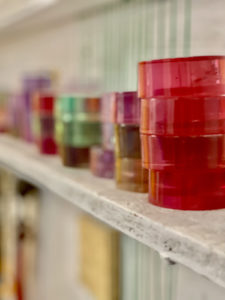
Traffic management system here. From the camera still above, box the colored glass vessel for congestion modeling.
[90,146,115,178]
[114,91,148,193]
[90,93,117,179]
[60,95,101,167]
[22,75,52,142]
[101,92,118,151]
[61,146,90,167]
[138,55,225,210]
[33,92,57,155]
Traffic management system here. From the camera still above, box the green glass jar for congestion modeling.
[63,120,101,147]
[60,95,101,167]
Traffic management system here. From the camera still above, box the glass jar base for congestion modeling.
[116,158,148,193]
[149,168,225,210]
[39,137,57,155]
[61,145,89,167]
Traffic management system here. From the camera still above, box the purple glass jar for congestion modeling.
[21,75,52,142]
[90,146,115,178]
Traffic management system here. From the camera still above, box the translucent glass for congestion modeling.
[61,145,90,167]
[39,115,57,155]
[90,146,114,178]
[63,121,101,148]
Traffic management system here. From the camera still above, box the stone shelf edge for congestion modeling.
[0,135,225,288]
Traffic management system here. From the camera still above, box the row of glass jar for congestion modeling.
[29,89,148,193]
[10,55,225,211]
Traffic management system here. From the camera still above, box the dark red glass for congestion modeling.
[37,93,57,154]
[141,96,225,136]
[141,134,225,170]
[39,94,55,113]
[39,116,57,154]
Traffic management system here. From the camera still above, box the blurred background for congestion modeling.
[0,0,224,93]
[0,1,225,300]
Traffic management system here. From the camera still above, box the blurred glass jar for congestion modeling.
[114,91,148,193]
[0,91,9,133]
[32,92,57,155]
[54,96,64,155]
[101,92,118,150]
[90,146,115,178]
[90,93,117,179]
[22,75,52,142]
[60,95,101,167]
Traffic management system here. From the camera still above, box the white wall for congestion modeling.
[0,0,224,92]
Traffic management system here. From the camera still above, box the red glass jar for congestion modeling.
[138,56,225,210]
[38,93,57,154]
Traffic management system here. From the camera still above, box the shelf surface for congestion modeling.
[1,135,225,288]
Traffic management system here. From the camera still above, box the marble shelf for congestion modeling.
[0,135,225,288]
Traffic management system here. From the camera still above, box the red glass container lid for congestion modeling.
[138,56,225,98]
[116,91,140,125]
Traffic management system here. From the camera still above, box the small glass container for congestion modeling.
[101,92,118,150]
[37,93,57,154]
[115,91,148,193]
[90,146,115,178]
[138,56,225,209]
[61,95,101,167]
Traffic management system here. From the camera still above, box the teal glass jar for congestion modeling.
[60,95,101,167]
